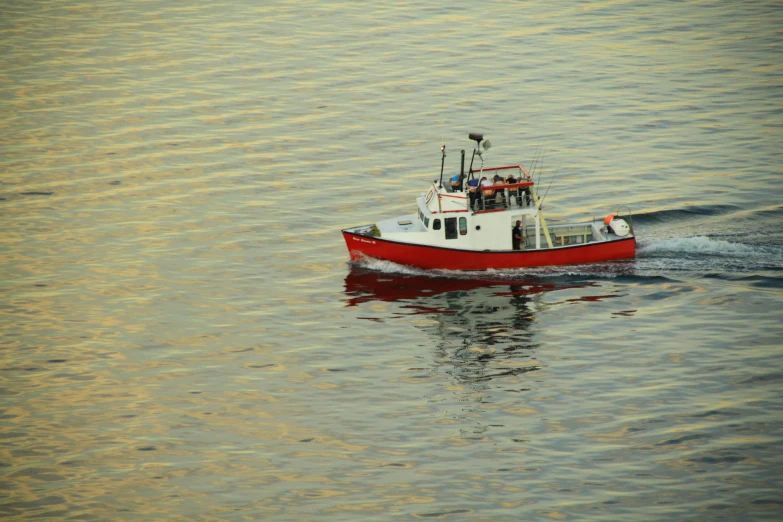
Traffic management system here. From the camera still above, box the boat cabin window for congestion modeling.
[459,217,468,236]
[445,217,458,240]
[432,219,441,231]
[418,208,431,229]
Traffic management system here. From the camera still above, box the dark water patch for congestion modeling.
[633,205,743,225]
[752,499,783,506]
[1,496,65,511]
[687,452,747,465]
[137,446,157,451]
[13,448,49,457]
[109,180,121,185]
[1,366,37,373]
[612,274,677,285]
[0,432,26,440]
[9,468,65,481]
[20,191,54,196]
[416,508,472,518]
[754,205,783,219]
[299,438,314,443]
[54,372,94,381]
[728,422,775,437]
[688,409,738,420]
[707,274,783,289]
[705,502,735,511]
[494,365,540,377]
[656,433,709,446]
[247,364,276,369]
[47,359,67,363]
[458,366,541,384]
[738,372,783,385]
[640,287,696,300]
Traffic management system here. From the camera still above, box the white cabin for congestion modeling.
[376,165,559,251]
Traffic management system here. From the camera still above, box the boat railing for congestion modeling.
[435,165,536,213]
[522,223,595,248]
[469,164,532,181]
[466,164,535,212]
[473,180,534,212]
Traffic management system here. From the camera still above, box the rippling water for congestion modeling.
[2,1,782,520]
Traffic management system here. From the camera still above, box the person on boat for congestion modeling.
[512,220,525,250]
[493,174,507,207]
[466,177,480,209]
[521,183,532,207]
[506,172,522,207]
[450,172,466,191]
[480,177,494,209]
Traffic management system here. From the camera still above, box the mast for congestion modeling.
[467,132,483,175]
[438,144,446,188]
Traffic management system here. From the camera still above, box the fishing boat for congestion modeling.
[342,133,636,271]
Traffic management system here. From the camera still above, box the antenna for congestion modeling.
[540,159,563,205]
[438,144,446,188]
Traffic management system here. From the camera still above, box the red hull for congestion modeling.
[342,230,636,270]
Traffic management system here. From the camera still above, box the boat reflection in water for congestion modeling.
[343,266,606,396]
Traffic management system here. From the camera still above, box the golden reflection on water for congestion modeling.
[3,0,783,519]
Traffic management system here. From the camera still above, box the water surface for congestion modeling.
[2,1,782,520]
